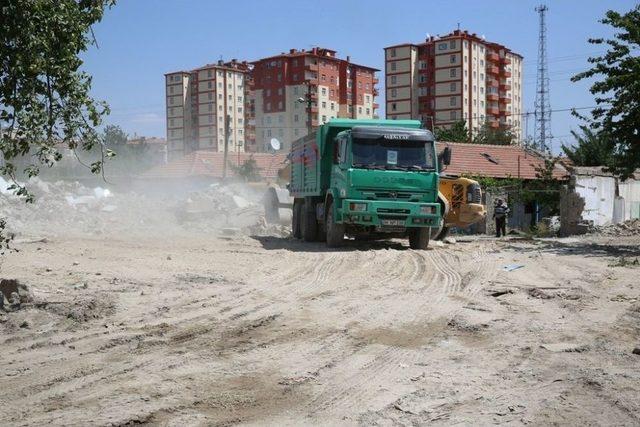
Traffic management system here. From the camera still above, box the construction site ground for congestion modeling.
[2,225,640,426]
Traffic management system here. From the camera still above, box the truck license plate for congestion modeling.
[381,219,404,226]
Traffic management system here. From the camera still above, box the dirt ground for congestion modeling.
[1,221,640,425]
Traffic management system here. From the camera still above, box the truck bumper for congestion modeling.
[339,199,441,229]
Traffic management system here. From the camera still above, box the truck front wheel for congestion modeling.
[409,227,431,250]
[325,202,345,247]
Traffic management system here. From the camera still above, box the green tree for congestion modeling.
[434,120,469,142]
[571,5,640,179]
[232,156,262,182]
[103,124,128,147]
[561,126,613,167]
[472,123,515,145]
[0,0,116,199]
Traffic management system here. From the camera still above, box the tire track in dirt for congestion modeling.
[303,243,496,416]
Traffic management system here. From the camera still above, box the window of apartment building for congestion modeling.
[365,95,370,103]
[473,71,477,79]
[480,100,485,107]
[238,83,243,90]
[237,118,243,125]
[464,69,468,78]
[419,75,426,83]
[464,97,468,105]
[480,46,484,53]
[330,102,335,111]
[228,83,232,89]
[419,87,427,96]
[450,55,456,64]
[391,75,397,84]
[480,73,484,80]
[218,105,222,111]
[209,115,214,123]
[169,86,174,94]
[321,74,326,81]
[358,82,362,89]
[473,44,476,51]
[237,96,242,102]
[430,99,435,108]
[450,68,457,78]
[450,110,457,120]
[208,81,213,89]
[321,101,327,108]
[277,73,282,82]
[347,80,353,88]
[366,108,370,115]
[464,55,468,63]
[277,101,282,109]
[438,42,447,50]
[278,128,283,136]
[228,106,232,112]
[292,73,298,81]
[208,104,213,112]
[358,107,362,114]
[480,87,484,94]
[169,97,174,105]
[450,96,456,106]
[321,87,327,96]
[169,118,174,127]
[228,94,232,100]
[294,114,299,122]
[277,87,283,95]
[330,89,335,97]
[391,103,397,111]
[238,129,243,135]
[218,93,222,100]
[449,40,456,49]
[218,82,222,88]
[208,93,213,100]
[450,82,456,91]
[266,102,271,111]
[278,115,283,123]
[464,41,468,48]
[473,84,477,92]
[390,48,396,57]
[391,88,397,97]
[294,128,299,136]
[348,105,353,113]
[330,76,335,84]
[267,129,272,137]
[390,62,396,71]
[219,116,223,122]
[265,89,271,96]
[419,61,427,69]
[293,87,298,95]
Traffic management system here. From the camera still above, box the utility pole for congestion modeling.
[305,80,313,135]
[222,114,231,180]
[534,4,552,153]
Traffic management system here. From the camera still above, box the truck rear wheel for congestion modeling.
[292,199,302,239]
[325,201,345,247]
[302,198,318,242]
[409,227,431,250]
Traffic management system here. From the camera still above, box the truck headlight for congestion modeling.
[349,202,367,212]
[420,205,436,215]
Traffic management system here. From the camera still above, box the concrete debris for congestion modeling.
[0,279,32,310]
[594,219,640,236]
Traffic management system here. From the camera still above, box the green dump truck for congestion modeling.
[289,119,449,249]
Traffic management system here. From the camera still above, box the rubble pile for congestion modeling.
[594,219,640,236]
[0,177,174,237]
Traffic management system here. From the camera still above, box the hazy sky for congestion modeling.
[82,0,638,152]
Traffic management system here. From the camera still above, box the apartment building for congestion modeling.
[165,60,253,160]
[251,47,379,152]
[384,30,523,141]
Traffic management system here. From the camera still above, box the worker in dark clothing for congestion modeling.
[493,198,510,237]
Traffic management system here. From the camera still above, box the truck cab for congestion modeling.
[290,119,442,249]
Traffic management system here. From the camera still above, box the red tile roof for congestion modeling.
[140,151,288,180]
[437,142,568,180]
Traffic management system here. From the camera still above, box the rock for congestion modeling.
[443,236,457,244]
[19,320,29,328]
[72,261,79,266]
[633,347,640,355]
[166,255,172,261]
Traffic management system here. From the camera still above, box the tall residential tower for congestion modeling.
[384,30,523,141]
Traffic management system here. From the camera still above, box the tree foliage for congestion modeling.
[434,121,469,143]
[232,156,262,182]
[561,126,613,167]
[571,5,640,179]
[0,0,116,200]
[472,123,515,145]
[103,124,128,147]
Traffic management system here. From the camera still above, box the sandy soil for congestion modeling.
[1,227,640,426]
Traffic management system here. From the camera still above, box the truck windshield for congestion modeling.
[351,137,436,171]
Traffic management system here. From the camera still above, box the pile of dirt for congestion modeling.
[594,219,640,236]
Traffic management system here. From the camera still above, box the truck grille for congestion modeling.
[377,208,410,214]
[374,191,412,200]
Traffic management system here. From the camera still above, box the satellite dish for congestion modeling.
[270,138,281,151]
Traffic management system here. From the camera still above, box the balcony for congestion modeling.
[499,83,511,91]
[486,78,499,87]
[487,65,499,75]
[373,77,379,85]
[487,52,499,62]
[487,107,500,116]
[501,57,511,65]
[487,93,499,102]
[499,96,511,104]
[488,119,500,129]
[373,102,380,109]
[373,88,379,96]
[308,105,318,113]
[304,63,318,72]
[500,110,512,116]
[502,70,512,78]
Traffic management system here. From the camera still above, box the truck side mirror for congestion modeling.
[442,146,452,166]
